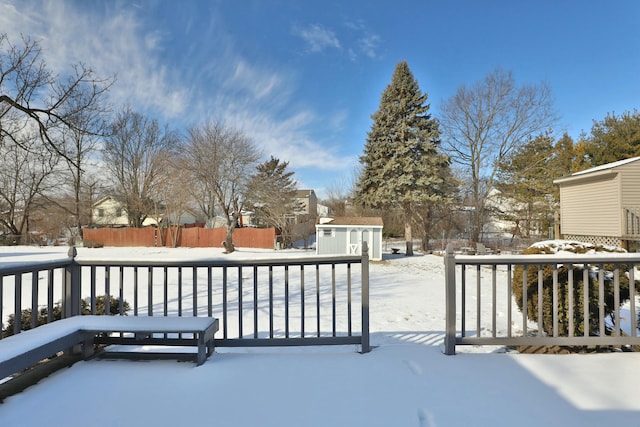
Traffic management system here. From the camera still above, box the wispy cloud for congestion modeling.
[359,34,381,59]
[293,23,341,53]
[0,1,189,118]
[228,60,285,100]
[1,1,355,178]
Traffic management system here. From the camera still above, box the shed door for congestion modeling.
[348,229,359,255]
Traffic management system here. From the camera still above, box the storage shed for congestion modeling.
[554,156,640,251]
[315,217,384,261]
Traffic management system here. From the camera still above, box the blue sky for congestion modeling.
[2,1,640,198]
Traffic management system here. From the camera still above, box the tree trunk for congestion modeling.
[223,222,235,254]
[470,206,482,244]
[170,225,180,248]
[404,204,414,256]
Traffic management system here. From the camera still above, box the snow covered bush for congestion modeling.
[512,240,634,337]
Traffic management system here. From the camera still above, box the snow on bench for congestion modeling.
[0,315,219,381]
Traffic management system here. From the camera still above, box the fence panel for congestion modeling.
[83,227,157,247]
[83,227,276,249]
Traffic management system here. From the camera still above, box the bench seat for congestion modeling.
[0,315,219,381]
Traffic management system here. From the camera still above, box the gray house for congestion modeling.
[554,156,640,251]
[315,217,383,261]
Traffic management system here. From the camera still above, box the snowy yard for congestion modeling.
[1,246,640,426]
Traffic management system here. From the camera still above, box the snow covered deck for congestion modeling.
[1,246,640,425]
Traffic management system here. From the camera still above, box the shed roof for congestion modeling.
[316,216,383,227]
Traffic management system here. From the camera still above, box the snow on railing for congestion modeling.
[444,244,640,354]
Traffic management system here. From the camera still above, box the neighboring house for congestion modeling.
[317,203,332,217]
[482,189,517,239]
[92,196,138,227]
[294,190,317,223]
[482,189,550,240]
[92,196,201,228]
[241,190,318,227]
[163,208,203,226]
[315,216,383,261]
[554,156,640,251]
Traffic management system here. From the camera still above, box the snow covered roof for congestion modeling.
[554,155,640,184]
[316,216,383,227]
[572,155,640,176]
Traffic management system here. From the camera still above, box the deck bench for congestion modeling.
[0,315,219,381]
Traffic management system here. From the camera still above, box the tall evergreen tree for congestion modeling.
[584,110,640,166]
[356,61,448,256]
[496,132,557,238]
[553,132,590,176]
[246,156,300,246]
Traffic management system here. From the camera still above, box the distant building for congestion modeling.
[315,217,383,261]
[293,190,317,223]
[317,203,332,217]
[92,196,202,228]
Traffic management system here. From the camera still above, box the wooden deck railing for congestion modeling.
[444,244,640,354]
[0,245,370,353]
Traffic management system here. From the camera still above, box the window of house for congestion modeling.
[115,208,122,217]
[97,208,104,217]
[322,228,333,237]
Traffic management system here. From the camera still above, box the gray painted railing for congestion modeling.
[444,244,640,354]
[1,245,370,353]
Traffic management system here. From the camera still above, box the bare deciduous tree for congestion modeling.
[439,68,556,243]
[0,132,60,243]
[0,33,113,160]
[50,89,109,243]
[321,176,356,217]
[102,107,179,227]
[150,154,194,247]
[185,122,260,254]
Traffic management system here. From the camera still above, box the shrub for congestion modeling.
[81,294,131,316]
[2,295,130,338]
[512,240,634,336]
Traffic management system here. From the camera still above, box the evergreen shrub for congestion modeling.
[2,295,130,338]
[512,240,634,336]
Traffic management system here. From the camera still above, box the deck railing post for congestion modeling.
[444,243,457,355]
[63,246,81,319]
[361,241,371,353]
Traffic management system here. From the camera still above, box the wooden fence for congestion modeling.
[83,227,276,249]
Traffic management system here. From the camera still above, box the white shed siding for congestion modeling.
[315,219,383,261]
[560,174,620,236]
[316,227,348,256]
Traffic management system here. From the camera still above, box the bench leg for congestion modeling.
[206,338,215,357]
[197,333,206,366]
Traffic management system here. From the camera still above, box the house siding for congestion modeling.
[619,163,640,207]
[559,173,620,236]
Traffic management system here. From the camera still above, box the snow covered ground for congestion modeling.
[1,246,640,426]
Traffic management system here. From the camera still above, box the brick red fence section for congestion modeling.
[83,227,276,249]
